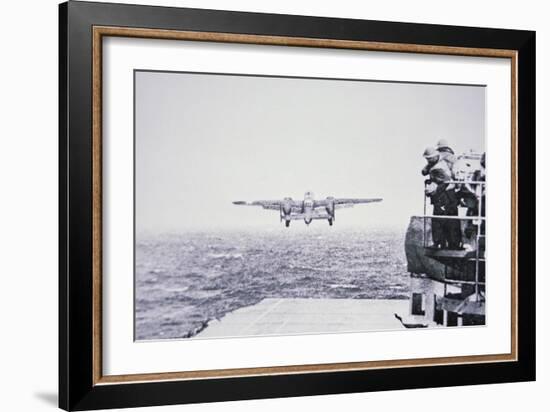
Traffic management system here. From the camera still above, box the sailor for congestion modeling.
[471,153,486,249]
[436,138,457,170]
[454,160,479,239]
[473,152,486,184]
[422,139,456,176]
[422,147,462,249]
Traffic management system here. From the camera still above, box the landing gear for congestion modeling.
[285,220,290,227]
[328,218,333,226]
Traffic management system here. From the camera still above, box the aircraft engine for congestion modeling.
[280,198,293,226]
[282,198,293,217]
[325,197,335,218]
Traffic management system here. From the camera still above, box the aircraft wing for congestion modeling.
[314,198,383,209]
[334,198,383,205]
[233,200,302,211]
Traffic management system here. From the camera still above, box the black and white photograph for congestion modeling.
[134,70,486,341]
[0,0,542,410]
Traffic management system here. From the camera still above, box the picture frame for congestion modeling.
[59,1,535,410]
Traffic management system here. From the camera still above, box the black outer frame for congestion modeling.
[59,1,535,410]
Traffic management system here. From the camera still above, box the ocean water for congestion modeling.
[135,228,409,340]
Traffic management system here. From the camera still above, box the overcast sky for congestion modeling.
[135,71,485,233]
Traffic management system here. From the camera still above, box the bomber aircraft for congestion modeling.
[233,191,382,227]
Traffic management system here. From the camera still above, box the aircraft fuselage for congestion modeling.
[283,191,332,226]
[302,192,315,224]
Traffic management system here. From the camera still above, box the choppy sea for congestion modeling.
[135,228,409,340]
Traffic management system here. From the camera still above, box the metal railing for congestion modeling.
[422,179,486,302]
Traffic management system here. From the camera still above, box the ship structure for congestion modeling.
[401,153,486,328]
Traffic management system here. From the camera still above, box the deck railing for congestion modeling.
[422,180,486,302]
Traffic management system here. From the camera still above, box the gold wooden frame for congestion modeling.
[91,26,518,386]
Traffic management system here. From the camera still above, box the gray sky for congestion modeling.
[135,71,485,233]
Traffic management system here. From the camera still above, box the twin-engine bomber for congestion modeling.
[233,191,382,227]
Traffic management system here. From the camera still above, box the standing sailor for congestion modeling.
[472,152,486,253]
[422,147,462,249]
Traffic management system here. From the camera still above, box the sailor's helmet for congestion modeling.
[423,146,439,160]
[436,139,451,150]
